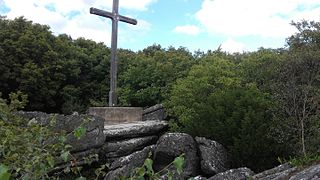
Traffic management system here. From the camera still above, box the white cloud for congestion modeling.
[62,12,111,44]
[92,0,157,11]
[195,0,320,38]
[119,0,157,11]
[2,0,153,46]
[119,19,152,43]
[221,38,246,53]
[173,25,200,36]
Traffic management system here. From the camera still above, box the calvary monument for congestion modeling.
[88,0,143,125]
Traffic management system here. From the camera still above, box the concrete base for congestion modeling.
[88,107,143,125]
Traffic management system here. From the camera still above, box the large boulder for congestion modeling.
[16,111,105,152]
[104,145,155,180]
[195,137,229,176]
[252,163,296,180]
[100,136,158,158]
[153,133,200,179]
[289,163,320,180]
[208,167,254,180]
[104,120,168,140]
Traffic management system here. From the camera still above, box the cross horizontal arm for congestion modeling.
[90,7,137,25]
[90,7,113,19]
[119,15,137,25]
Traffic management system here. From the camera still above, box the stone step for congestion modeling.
[88,107,143,125]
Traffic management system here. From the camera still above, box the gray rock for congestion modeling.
[253,163,296,180]
[143,104,167,121]
[101,136,158,158]
[193,176,208,180]
[153,133,200,179]
[17,111,102,132]
[289,163,320,180]
[195,137,229,176]
[16,111,105,152]
[104,145,155,180]
[104,120,168,139]
[208,167,254,180]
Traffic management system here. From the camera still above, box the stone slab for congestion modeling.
[101,136,158,158]
[104,121,168,139]
[88,107,143,125]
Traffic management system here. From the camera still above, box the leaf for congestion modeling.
[74,126,86,139]
[21,174,31,180]
[46,156,55,168]
[59,136,67,143]
[64,144,73,150]
[94,165,106,177]
[167,171,173,180]
[0,164,10,180]
[173,154,185,175]
[0,111,8,121]
[63,167,70,173]
[118,176,126,180]
[75,176,86,180]
[143,158,154,175]
[49,114,57,126]
[60,151,70,162]
[136,167,145,177]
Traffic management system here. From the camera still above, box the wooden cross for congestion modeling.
[90,0,137,107]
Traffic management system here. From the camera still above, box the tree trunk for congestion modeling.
[301,93,307,157]
[301,118,306,157]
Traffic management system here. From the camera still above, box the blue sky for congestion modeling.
[1,0,320,53]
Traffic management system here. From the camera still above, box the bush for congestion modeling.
[0,92,68,179]
[166,55,288,171]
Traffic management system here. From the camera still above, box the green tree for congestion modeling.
[239,48,284,91]
[118,45,195,107]
[272,21,320,157]
[0,16,57,111]
[0,17,112,113]
[166,54,287,171]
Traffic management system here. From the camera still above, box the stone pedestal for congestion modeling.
[88,107,143,125]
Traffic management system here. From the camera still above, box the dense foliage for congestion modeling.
[1,16,320,172]
[0,16,194,113]
[0,92,65,179]
[166,53,287,171]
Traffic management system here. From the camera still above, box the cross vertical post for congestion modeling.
[90,0,137,107]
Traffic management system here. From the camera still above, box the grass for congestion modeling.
[288,154,320,167]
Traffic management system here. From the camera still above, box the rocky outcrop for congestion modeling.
[289,163,320,180]
[16,111,105,152]
[142,104,167,121]
[104,146,155,180]
[252,162,320,180]
[252,163,296,180]
[104,120,168,140]
[16,111,169,179]
[195,137,229,176]
[208,167,254,180]
[99,121,169,179]
[193,176,208,180]
[24,111,320,180]
[153,133,200,179]
[100,136,158,158]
